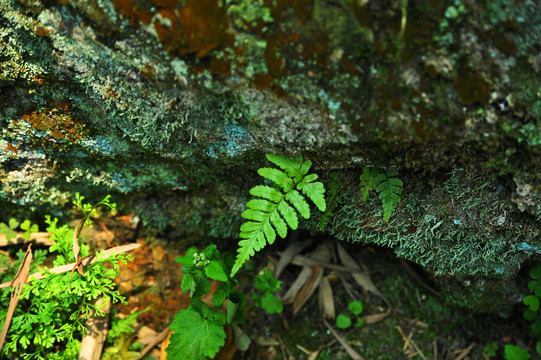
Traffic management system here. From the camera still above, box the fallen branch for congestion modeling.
[0,232,53,247]
[0,243,141,289]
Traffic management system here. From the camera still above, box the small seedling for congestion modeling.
[336,300,365,329]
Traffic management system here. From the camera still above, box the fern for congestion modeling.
[318,172,347,230]
[232,154,326,276]
[359,167,403,223]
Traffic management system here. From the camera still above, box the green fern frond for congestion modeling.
[359,167,403,223]
[318,172,346,230]
[231,154,326,276]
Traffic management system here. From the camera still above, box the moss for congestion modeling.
[321,166,538,313]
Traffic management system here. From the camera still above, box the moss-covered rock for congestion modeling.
[1,0,540,314]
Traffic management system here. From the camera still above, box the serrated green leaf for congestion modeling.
[266,153,305,182]
[191,272,211,299]
[258,168,294,192]
[250,185,283,203]
[212,289,228,308]
[348,301,363,316]
[205,261,228,282]
[298,181,326,212]
[232,231,266,276]
[262,220,276,245]
[246,199,275,212]
[167,308,226,360]
[260,293,283,314]
[242,209,269,222]
[336,314,351,329]
[359,167,381,201]
[286,190,310,219]
[278,201,298,230]
[504,344,531,360]
[376,175,403,223]
[176,247,198,266]
[270,211,287,238]
[524,295,540,312]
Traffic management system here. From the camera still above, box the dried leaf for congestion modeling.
[79,296,111,360]
[293,265,323,316]
[336,243,390,307]
[283,266,312,303]
[363,309,391,324]
[0,244,33,351]
[318,275,335,320]
[140,327,169,358]
[275,239,312,279]
[283,243,332,304]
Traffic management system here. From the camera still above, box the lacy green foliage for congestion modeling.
[170,244,283,359]
[102,308,149,360]
[359,167,403,223]
[318,172,347,230]
[0,219,38,242]
[0,195,132,360]
[331,166,532,311]
[232,154,326,276]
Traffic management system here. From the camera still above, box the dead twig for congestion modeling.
[0,243,141,289]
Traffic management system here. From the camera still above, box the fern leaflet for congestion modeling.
[232,154,326,276]
[359,167,403,223]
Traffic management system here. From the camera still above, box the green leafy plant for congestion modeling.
[102,308,150,360]
[359,167,403,223]
[504,344,531,360]
[168,244,283,359]
[253,269,283,314]
[232,153,326,275]
[335,300,365,330]
[0,195,132,360]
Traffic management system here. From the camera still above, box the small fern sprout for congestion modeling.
[359,167,403,223]
[231,154,326,276]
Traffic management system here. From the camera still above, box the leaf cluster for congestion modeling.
[0,219,38,242]
[169,245,283,359]
[168,244,240,360]
[336,300,365,329]
[233,154,326,275]
[253,269,283,314]
[359,167,403,223]
[524,266,541,336]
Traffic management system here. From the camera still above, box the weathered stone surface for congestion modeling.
[1,0,540,314]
